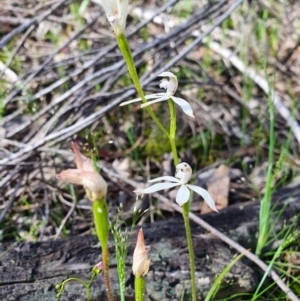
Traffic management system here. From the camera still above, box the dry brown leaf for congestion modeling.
[201,164,230,214]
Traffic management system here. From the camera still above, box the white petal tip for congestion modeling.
[119,101,131,106]
[133,189,145,196]
[158,71,176,78]
[210,206,219,213]
[140,103,148,108]
[119,98,143,106]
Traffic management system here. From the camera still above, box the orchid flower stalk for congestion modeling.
[135,163,217,301]
[92,0,169,138]
[116,34,169,138]
[91,2,215,299]
[120,72,195,164]
[56,142,113,301]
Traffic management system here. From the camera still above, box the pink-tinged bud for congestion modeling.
[93,261,104,275]
[56,142,107,202]
[132,228,150,277]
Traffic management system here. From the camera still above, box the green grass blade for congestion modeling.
[204,250,248,301]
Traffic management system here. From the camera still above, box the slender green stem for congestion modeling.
[117,31,195,301]
[168,99,178,165]
[86,272,97,301]
[182,202,197,301]
[56,277,90,300]
[168,95,195,299]
[134,276,146,301]
[92,199,114,301]
[116,34,169,139]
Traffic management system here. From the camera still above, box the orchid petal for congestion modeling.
[140,95,168,108]
[148,176,180,183]
[71,142,84,170]
[56,169,84,185]
[171,97,195,118]
[117,0,129,32]
[134,182,180,194]
[119,97,143,106]
[187,185,218,212]
[82,158,96,172]
[119,94,165,106]
[71,142,94,172]
[158,72,176,78]
[144,93,165,98]
[176,185,190,206]
[92,0,129,34]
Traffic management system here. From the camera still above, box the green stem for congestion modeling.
[56,277,89,300]
[168,99,178,165]
[116,34,169,139]
[92,199,114,301]
[86,272,97,301]
[134,276,146,301]
[167,87,195,299]
[182,202,197,301]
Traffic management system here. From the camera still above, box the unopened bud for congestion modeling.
[132,228,150,277]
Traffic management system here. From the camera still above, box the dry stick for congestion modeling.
[2,0,216,135]
[186,212,298,301]
[101,165,300,301]
[0,0,69,49]
[3,10,100,105]
[141,0,245,86]
[3,0,176,105]
[5,62,120,139]
[0,25,35,80]
[54,197,76,240]
[208,41,300,145]
[128,0,178,36]
[24,0,176,103]
[0,88,134,178]
[0,15,31,25]
[138,0,227,82]
[0,179,22,223]
[28,69,116,143]
[0,2,243,178]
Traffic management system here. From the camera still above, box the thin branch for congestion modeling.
[0,0,69,49]
[142,0,244,85]
[208,41,300,145]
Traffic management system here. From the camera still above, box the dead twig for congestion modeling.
[208,41,300,145]
[0,0,69,49]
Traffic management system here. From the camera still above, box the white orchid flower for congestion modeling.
[92,0,128,35]
[120,72,195,118]
[134,162,217,211]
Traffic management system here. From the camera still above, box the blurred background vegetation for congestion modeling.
[1,2,300,296]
